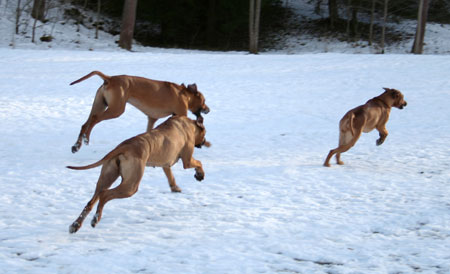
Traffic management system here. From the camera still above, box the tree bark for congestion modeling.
[249,0,261,54]
[380,0,388,53]
[96,0,101,39]
[328,0,338,29]
[207,0,216,47]
[119,0,138,51]
[412,0,429,54]
[368,0,375,46]
[31,0,45,21]
[15,0,22,35]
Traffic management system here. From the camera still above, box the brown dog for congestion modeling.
[67,115,210,233]
[324,88,407,167]
[70,71,210,153]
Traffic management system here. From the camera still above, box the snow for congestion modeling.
[1,48,450,273]
[1,1,450,274]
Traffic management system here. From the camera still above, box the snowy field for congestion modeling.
[1,48,450,273]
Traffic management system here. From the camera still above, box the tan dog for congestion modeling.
[324,88,407,167]
[67,115,210,233]
[70,71,210,153]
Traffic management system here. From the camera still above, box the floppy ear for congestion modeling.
[195,115,205,128]
[390,89,399,99]
[196,120,205,130]
[187,83,198,93]
[196,115,204,124]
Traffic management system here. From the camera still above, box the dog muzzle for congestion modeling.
[201,105,210,114]
[195,139,206,148]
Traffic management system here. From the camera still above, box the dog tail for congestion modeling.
[70,71,110,86]
[66,146,127,170]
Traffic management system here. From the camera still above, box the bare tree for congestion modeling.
[249,0,261,54]
[368,0,375,46]
[328,0,338,29]
[412,0,429,54]
[15,0,22,34]
[119,0,138,50]
[380,0,388,53]
[31,0,45,21]
[207,0,216,47]
[96,0,101,39]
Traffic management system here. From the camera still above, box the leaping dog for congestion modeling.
[70,71,210,153]
[324,88,407,167]
[67,115,210,233]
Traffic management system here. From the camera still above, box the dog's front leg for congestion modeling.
[376,126,388,146]
[146,117,158,132]
[163,167,181,192]
[182,157,204,181]
[72,91,108,153]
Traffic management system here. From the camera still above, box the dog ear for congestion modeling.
[196,120,205,130]
[195,115,205,129]
[390,89,399,99]
[383,87,390,92]
[188,84,198,93]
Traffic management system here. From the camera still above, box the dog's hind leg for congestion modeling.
[69,161,119,233]
[324,129,362,167]
[163,167,181,192]
[83,99,126,149]
[91,157,145,228]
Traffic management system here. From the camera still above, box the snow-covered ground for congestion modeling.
[1,48,450,273]
[1,1,450,274]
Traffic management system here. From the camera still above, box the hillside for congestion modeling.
[1,0,450,53]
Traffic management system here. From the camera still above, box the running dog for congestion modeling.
[70,71,210,153]
[324,88,407,167]
[67,115,210,233]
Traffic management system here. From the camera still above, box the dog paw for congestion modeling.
[376,139,384,146]
[91,213,99,228]
[194,172,204,181]
[69,222,80,234]
[171,186,182,193]
[71,144,80,153]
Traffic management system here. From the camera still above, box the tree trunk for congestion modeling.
[368,0,375,46]
[249,0,261,54]
[119,0,138,51]
[15,0,21,34]
[380,0,388,54]
[412,0,429,54]
[31,0,45,21]
[328,0,338,29]
[207,0,216,47]
[95,0,101,39]
[346,0,351,40]
[350,0,360,36]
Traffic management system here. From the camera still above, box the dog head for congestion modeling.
[183,83,210,118]
[193,115,211,149]
[383,88,407,109]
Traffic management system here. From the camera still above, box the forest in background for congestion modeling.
[7,0,450,52]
